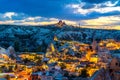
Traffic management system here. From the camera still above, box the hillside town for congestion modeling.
[0,35,120,80]
[1,0,120,79]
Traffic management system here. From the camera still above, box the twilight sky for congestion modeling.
[0,0,120,29]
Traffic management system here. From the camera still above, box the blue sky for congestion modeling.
[0,0,120,29]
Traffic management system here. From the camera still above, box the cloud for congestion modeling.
[80,15,120,30]
[0,12,27,21]
[81,0,110,4]
[3,12,17,19]
[0,20,15,24]
[0,0,120,22]
[0,12,120,30]
[104,0,119,7]
[66,0,120,15]
[0,0,120,30]
[0,12,77,26]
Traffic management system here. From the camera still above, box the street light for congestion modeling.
[15,76,18,80]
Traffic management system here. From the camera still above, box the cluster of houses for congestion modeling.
[1,36,120,80]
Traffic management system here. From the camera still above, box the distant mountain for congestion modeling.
[0,24,120,52]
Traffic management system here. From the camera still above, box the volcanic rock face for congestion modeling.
[56,20,66,27]
[0,46,16,60]
[0,25,120,52]
[7,46,16,57]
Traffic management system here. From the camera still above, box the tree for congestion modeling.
[36,59,42,65]
[36,45,42,52]
[5,75,10,80]
[64,71,69,77]
[42,40,48,52]
[14,40,20,51]
[3,43,9,48]
[23,58,30,64]
[14,64,18,70]
[59,63,66,70]
[0,67,2,73]
[80,69,89,78]
[24,47,29,52]
[10,54,16,60]
[82,33,87,40]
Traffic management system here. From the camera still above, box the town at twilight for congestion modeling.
[0,0,120,80]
